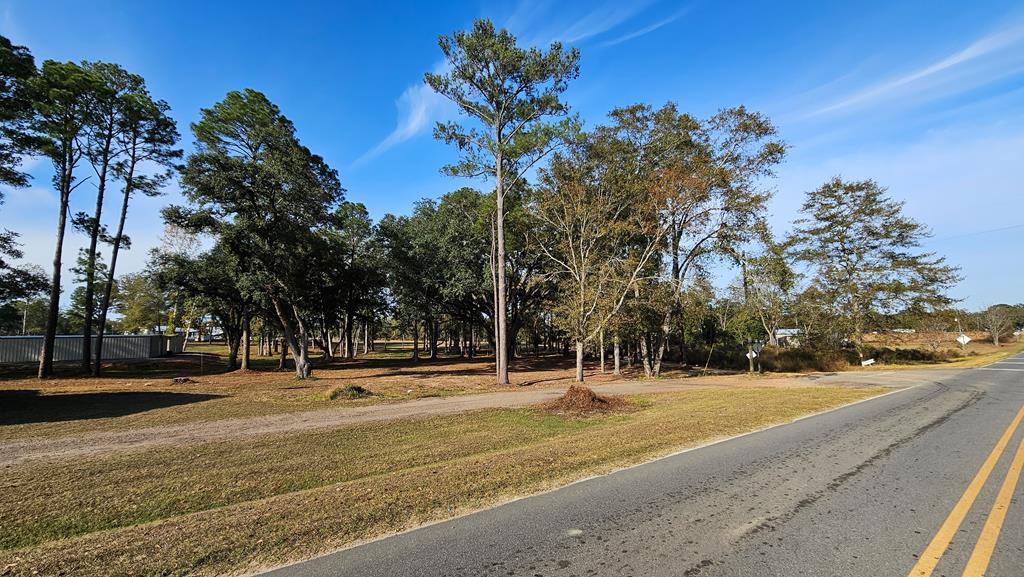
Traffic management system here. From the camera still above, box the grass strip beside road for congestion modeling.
[932,340,1024,369]
[0,386,882,577]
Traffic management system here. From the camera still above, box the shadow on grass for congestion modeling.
[0,390,224,425]
[0,351,289,381]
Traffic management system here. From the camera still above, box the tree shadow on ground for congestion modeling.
[0,352,288,381]
[0,390,224,425]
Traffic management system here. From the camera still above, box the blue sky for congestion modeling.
[1,0,1022,309]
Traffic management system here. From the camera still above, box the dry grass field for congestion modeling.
[0,342,703,441]
[861,330,1024,368]
[0,343,891,576]
[0,386,881,577]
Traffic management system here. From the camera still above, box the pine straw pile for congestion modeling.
[326,384,373,400]
[541,385,633,416]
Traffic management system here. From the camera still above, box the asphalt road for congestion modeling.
[263,354,1024,577]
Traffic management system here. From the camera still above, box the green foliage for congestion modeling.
[0,229,47,305]
[596,103,784,375]
[426,19,580,187]
[0,296,57,335]
[0,34,37,189]
[789,177,962,354]
[170,89,344,376]
[532,130,664,347]
[65,250,114,334]
[28,60,102,182]
[0,37,47,321]
[152,241,246,345]
[112,271,168,334]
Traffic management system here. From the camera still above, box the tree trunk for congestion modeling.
[575,340,584,383]
[182,324,192,353]
[613,335,621,375]
[227,331,240,371]
[324,323,334,361]
[272,297,312,378]
[653,338,667,377]
[489,216,501,371]
[240,315,251,370]
[650,311,672,377]
[339,313,348,358]
[599,329,606,374]
[638,335,653,377]
[494,167,510,384]
[296,316,312,378]
[411,320,420,361]
[363,319,369,355]
[352,320,361,358]
[505,318,523,364]
[428,320,439,359]
[81,130,116,375]
[345,311,355,359]
[39,169,73,379]
[278,338,287,370]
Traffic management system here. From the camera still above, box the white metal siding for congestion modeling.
[0,335,181,363]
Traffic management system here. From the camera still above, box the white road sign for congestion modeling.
[746,351,757,360]
[957,334,971,346]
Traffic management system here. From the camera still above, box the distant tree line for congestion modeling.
[2,22,1011,382]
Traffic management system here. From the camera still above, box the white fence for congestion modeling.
[0,334,185,364]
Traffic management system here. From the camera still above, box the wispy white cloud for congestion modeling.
[355,0,664,167]
[554,1,655,43]
[510,0,657,46]
[601,5,690,47]
[775,122,1024,308]
[0,4,30,46]
[807,23,1024,117]
[352,81,452,167]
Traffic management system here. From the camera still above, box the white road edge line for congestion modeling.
[976,368,1024,372]
[250,383,922,576]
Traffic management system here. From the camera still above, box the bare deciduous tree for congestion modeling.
[983,304,1014,347]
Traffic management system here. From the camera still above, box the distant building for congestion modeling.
[774,328,802,347]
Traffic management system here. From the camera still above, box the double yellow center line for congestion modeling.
[907,404,1024,577]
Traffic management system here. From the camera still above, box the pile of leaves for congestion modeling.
[542,385,631,416]
[326,384,372,400]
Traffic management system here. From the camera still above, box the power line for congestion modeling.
[932,223,1024,242]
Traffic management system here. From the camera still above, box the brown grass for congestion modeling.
[0,386,883,577]
[0,344,708,443]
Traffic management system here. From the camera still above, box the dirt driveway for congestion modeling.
[0,369,959,467]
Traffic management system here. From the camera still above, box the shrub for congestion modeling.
[326,384,372,400]
[760,348,849,372]
[859,346,961,365]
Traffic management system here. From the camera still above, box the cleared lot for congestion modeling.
[0,348,883,576]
